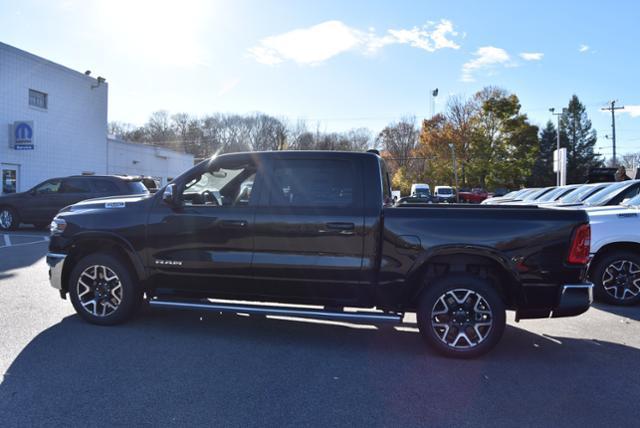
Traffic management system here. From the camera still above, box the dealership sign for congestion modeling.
[12,121,34,150]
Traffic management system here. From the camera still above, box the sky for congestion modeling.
[1,0,639,158]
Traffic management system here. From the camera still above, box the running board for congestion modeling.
[149,299,403,323]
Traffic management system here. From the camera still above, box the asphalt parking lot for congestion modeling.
[0,231,639,427]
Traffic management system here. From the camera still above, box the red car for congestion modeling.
[458,188,489,203]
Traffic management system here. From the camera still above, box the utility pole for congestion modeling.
[601,100,625,166]
[448,143,459,202]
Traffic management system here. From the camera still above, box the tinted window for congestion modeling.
[583,181,636,206]
[35,180,61,194]
[269,159,355,207]
[93,180,120,193]
[126,181,149,195]
[61,179,91,193]
[183,162,255,207]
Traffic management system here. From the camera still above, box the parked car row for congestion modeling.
[400,184,490,204]
[0,175,150,230]
[483,180,640,306]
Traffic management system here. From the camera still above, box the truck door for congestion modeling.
[146,155,262,297]
[252,155,366,304]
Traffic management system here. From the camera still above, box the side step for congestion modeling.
[149,299,403,324]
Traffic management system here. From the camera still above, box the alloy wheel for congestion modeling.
[0,209,13,229]
[602,260,640,301]
[431,288,493,349]
[76,265,123,317]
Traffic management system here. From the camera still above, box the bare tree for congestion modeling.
[376,117,419,167]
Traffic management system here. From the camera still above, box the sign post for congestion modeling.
[553,148,567,186]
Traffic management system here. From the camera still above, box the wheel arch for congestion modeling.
[61,232,147,293]
[589,241,640,274]
[405,246,521,310]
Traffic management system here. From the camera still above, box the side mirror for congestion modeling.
[162,183,177,206]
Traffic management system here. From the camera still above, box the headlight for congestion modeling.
[49,218,67,235]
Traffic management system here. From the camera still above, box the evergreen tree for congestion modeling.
[560,95,603,183]
[529,121,557,186]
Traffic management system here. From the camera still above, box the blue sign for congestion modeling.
[12,121,34,150]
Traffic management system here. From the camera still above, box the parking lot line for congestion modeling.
[3,235,10,247]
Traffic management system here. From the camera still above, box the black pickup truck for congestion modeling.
[47,151,593,358]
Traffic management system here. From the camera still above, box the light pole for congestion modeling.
[549,107,567,186]
[448,143,459,202]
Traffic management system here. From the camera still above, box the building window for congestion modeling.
[29,89,48,109]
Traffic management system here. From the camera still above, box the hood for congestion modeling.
[60,193,153,213]
[0,191,29,200]
[587,205,639,219]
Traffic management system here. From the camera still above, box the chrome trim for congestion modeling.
[149,299,402,323]
[562,283,594,304]
[46,252,67,290]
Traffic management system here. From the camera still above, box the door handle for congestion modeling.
[219,219,248,228]
[321,222,355,235]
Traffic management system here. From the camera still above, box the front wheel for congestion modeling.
[591,251,640,305]
[68,253,141,325]
[0,207,19,230]
[417,274,506,358]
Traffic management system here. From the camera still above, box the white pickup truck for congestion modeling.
[588,195,640,305]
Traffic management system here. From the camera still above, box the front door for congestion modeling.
[252,155,366,305]
[1,165,19,195]
[146,155,262,298]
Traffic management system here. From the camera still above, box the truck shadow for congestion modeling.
[1,310,639,426]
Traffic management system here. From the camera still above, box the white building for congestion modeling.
[0,42,193,194]
[107,137,193,186]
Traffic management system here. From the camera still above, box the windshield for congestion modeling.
[536,186,572,202]
[583,181,635,206]
[559,184,604,203]
[522,187,552,201]
[437,187,452,195]
[623,192,640,206]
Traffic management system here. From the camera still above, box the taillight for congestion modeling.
[567,224,591,265]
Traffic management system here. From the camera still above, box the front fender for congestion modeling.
[61,231,147,282]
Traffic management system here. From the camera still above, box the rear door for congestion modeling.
[252,155,366,304]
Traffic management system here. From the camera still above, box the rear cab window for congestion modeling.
[266,157,361,209]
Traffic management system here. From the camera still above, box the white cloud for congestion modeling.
[461,46,511,82]
[621,105,640,118]
[519,52,543,61]
[248,19,460,65]
[579,44,590,53]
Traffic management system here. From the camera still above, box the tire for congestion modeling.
[68,253,142,325]
[591,250,640,306]
[0,207,19,231]
[417,274,506,358]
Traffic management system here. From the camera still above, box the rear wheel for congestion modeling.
[417,274,506,358]
[0,207,19,231]
[68,253,141,325]
[591,250,640,305]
